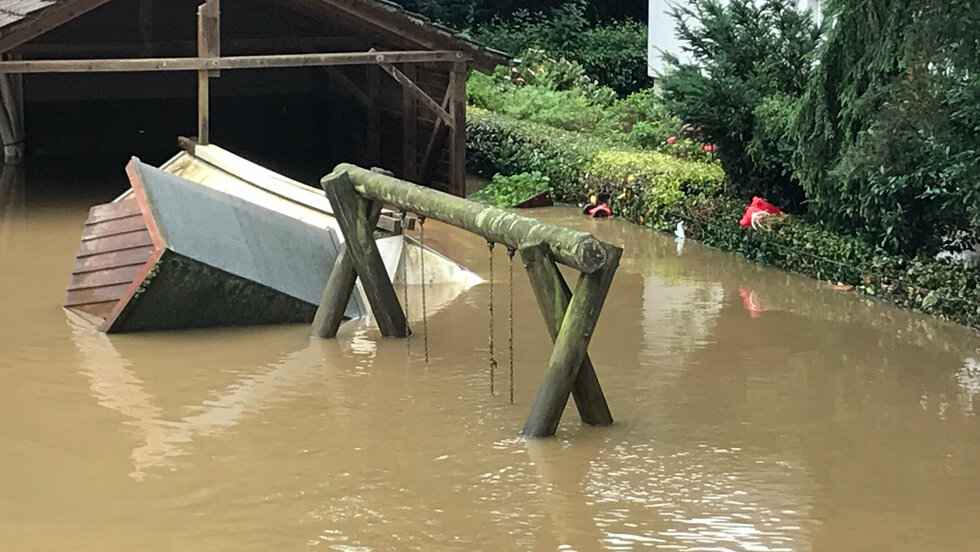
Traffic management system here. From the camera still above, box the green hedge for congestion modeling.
[467,109,980,330]
[466,109,724,228]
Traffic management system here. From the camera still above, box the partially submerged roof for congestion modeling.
[0,0,510,73]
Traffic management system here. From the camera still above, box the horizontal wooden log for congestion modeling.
[0,50,472,74]
[328,164,609,273]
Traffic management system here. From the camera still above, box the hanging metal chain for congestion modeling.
[400,211,410,349]
[507,247,516,405]
[487,241,496,395]
[419,216,429,365]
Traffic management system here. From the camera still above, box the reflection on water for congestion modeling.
[2,170,980,551]
[0,164,25,266]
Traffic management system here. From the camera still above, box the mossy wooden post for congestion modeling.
[321,170,408,337]
[310,200,384,338]
[521,243,613,427]
[522,242,622,438]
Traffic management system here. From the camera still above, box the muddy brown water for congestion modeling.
[2,166,980,551]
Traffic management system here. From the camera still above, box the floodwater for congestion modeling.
[2,163,980,552]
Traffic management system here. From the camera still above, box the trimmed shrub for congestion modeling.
[466,110,724,224]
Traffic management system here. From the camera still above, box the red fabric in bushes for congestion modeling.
[739,197,785,228]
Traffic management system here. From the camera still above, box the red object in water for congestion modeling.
[739,286,762,318]
[739,196,785,228]
[583,203,612,218]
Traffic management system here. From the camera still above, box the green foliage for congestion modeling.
[470,2,649,96]
[471,171,551,207]
[659,0,821,212]
[399,0,645,29]
[466,110,725,223]
[793,0,980,256]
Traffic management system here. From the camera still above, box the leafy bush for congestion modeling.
[659,0,821,212]
[471,171,551,207]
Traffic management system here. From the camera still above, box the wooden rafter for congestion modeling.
[0,0,116,55]
[0,50,471,73]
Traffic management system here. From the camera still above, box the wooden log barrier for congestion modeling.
[329,163,607,273]
[316,165,622,438]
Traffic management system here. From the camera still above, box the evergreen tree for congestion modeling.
[793,0,980,254]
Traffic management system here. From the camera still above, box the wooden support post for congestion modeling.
[521,243,622,438]
[447,61,467,196]
[366,64,381,167]
[321,171,408,337]
[521,243,613,427]
[0,54,25,166]
[196,0,219,144]
[401,63,418,181]
[311,201,385,338]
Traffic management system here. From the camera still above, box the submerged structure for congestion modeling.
[63,143,480,332]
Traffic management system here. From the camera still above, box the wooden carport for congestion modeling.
[0,0,509,195]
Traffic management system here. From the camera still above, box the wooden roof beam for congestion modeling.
[0,50,472,73]
[0,0,115,55]
[310,0,503,73]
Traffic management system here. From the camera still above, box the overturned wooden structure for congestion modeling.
[63,144,481,332]
[0,0,508,194]
[314,164,623,438]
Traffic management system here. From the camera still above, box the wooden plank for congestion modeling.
[64,283,133,308]
[0,0,115,55]
[379,61,453,128]
[522,244,622,438]
[76,230,153,258]
[82,215,147,241]
[73,246,155,274]
[447,61,467,196]
[321,171,407,337]
[520,243,613,427]
[401,63,418,181]
[67,264,145,291]
[311,201,384,338]
[85,200,141,224]
[0,51,471,73]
